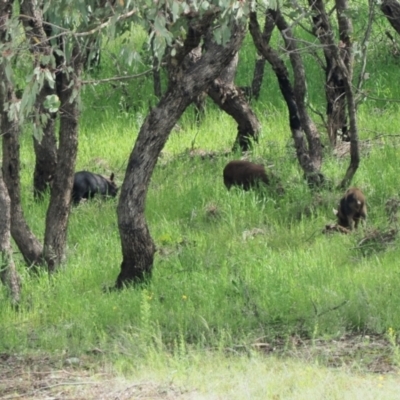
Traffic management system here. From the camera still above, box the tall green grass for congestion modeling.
[2,12,400,363]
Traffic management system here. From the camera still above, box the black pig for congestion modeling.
[72,171,118,204]
[333,187,367,230]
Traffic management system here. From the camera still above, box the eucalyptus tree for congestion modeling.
[249,8,325,186]
[0,0,21,305]
[1,0,132,271]
[114,0,280,287]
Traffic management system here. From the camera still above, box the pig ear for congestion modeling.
[333,208,338,216]
[110,173,115,181]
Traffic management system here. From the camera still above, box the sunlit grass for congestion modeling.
[2,14,400,380]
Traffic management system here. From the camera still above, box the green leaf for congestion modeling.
[44,69,55,89]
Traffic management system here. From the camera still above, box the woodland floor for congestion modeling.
[0,333,399,400]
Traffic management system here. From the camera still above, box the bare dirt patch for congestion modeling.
[0,353,191,400]
[0,334,398,399]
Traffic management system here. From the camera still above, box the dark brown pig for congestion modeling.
[223,160,283,193]
[334,187,367,230]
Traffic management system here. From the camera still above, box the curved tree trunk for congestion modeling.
[249,11,324,186]
[1,116,44,267]
[0,1,44,267]
[207,53,261,152]
[116,23,247,288]
[0,147,21,308]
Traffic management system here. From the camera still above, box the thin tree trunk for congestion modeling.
[116,23,246,288]
[0,116,44,266]
[20,0,58,199]
[0,0,44,267]
[309,0,347,146]
[249,11,324,186]
[0,161,21,307]
[272,9,323,174]
[250,12,275,100]
[335,0,359,188]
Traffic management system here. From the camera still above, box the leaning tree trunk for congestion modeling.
[272,8,323,182]
[43,46,83,272]
[20,0,58,199]
[116,23,247,288]
[309,0,348,146]
[250,12,275,100]
[0,1,44,267]
[381,0,400,35]
[207,53,261,152]
[335,0,359,189]
[0,143,21,308]
[249,11,325,186]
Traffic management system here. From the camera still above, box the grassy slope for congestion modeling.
[2,6,400,390]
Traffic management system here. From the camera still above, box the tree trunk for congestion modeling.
[250,12,275,101]
[153,67,162,98]
[251,56,266,101]
[1,116,44,267]
[207,53,261,152]
[20,0,59,199]
[249,11,324,186]
[116,23,246,288]
[0,2,20,306]
[381,0,400,35]
[0,155,21,307]
[0,1,44,267]
[43,46,83,272]
[335,0,359,188]
[32,118,58,199]
[309,0,348,146]
[272,9,323,177]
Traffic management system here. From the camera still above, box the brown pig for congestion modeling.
[223,160,283,193]
[334,187,367,230]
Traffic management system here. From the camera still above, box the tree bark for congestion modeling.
[249,11,324,186]
[335,0,359,188]
[116,22,247,288]
[250,12,275,101]
[20,0,59,199]
[381,0,400,35]
[0,142,21,308]
[0,0,44,267]
[309,0,348,146]
[250,56,266,100]
[272,9,323,177]
[43,46,83,272]
[0,3,20,307]
[207,53,261,152]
